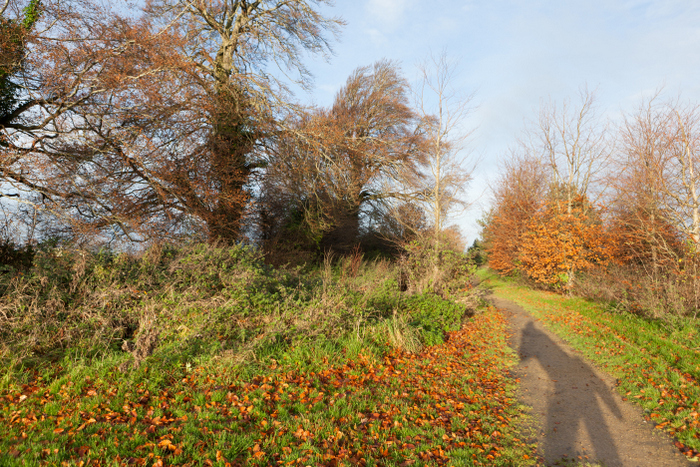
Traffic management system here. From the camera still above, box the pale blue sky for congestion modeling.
[295,0,700,245]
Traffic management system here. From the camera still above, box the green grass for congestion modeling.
[0,307,537,466]
[0,244,536,466]
[480,268,700,460]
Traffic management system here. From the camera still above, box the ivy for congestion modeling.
[0,0,42,127]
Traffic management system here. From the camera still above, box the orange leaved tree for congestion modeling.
[519,189,613,289]
[483,152,548,275]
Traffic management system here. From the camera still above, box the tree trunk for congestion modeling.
[204,84,255,244]
[320,206,360,254]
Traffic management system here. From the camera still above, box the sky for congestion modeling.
[290,0,700,245]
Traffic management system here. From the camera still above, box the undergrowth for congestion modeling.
[0,304,537,466]
[0,243,537,465]
[0,243,473,371]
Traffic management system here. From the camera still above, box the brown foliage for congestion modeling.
[377,201,427,245]
[519,192,612,288]
[260,60,426,254]
[483,152,548,275]
[0,5,25,80]
[606,205,684,268]
[1,0,343,245]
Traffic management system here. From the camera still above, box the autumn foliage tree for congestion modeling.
[484,89,614,289]
[483,152,548,275]
[484,176,614,290]
[519,188,612,289]
[2,1,477,257]
[484,90,700,316]
[260,60,426,254]
[1,0,343,245]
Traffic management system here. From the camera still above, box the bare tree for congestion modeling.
[413,52,475,244]
[532,87,612,214]
[664,106,700,245]
[615,95,700,252]
[611,94,677,269]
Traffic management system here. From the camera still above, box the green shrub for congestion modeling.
[404,292,466,346]
[399,234,475,297]
[0,243,278,367]
[0,241,480,373]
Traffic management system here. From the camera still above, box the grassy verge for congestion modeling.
[0,305,536,466]
[478,268,700,461]
[0,245,536,466]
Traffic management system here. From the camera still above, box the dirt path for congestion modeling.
[490,295,693,467]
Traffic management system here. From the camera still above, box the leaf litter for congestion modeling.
[0,307,536,466]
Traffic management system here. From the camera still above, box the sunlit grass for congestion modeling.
[0,306,537,466]
[0,247,536,466]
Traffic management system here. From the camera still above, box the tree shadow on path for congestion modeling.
[519,321,623,465]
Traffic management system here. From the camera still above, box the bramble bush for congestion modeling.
[0,241,478,372]
[403,292,465,346]
[398,232,475,297]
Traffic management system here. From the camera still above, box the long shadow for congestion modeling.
[519,321,623,465]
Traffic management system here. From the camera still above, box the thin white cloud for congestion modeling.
[364,27,388,47]
[365,0,414,29]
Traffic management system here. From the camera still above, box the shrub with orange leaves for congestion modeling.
[519,193,613,289]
